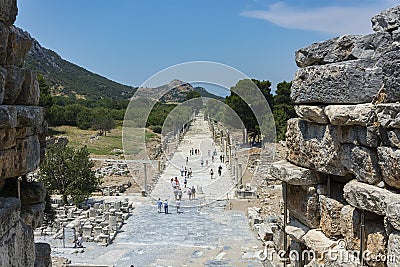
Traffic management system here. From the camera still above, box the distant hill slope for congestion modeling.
[24,36,137,100]
[24,31,224,102]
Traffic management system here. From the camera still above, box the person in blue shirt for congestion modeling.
[157,198,162,213]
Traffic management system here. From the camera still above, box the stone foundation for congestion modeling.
[0,0,49,266]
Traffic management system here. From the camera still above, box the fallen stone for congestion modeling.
[303,229,336,254]
[319,195,344,238]
[285,217,309,242]
[291,60,383,104]
[258,222,273,241]
[377,146,400,189]
[294,105,328,124]
[270,160,326,185]
[372,5,400,33]
[324,103,376,126]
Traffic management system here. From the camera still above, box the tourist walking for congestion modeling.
[157,198,163,213]
[188,168,193,178]
[180,166,184,176]
[187,187,192,200]
[191,186,196,199]
[201,158,204,167]
[218,165,222,176]
[184,176,187,188]
[163,199,169,214]
[178,188,183,200]
[210,169,214,179]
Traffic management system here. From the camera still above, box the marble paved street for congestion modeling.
[47,114,264,266]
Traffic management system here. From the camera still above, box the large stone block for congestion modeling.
[286,118,346,176]
[20,182,46,205]
[0,66,6,104]
[295,33,392,68]
[341,144,381,184]
[0,135,40,180]
[294,105,328,124]
[339,126,380,148]
[376,103,400,129]
[0,22,9,65]
[0,127,15,150]
[14,69,39,105]
[324,104,376,126]
[291,60,384,104]
[0,197,19,237]
[270,160,326,185]
[387,231,400,267]
[319,195,344,238]
[6,26,32,67]
[377,146,400,189]
[3,65,24,104]
[0,0,17,26]
[21,202,45,229]
[340,205,360,250]
[372,5,400,33]
[343,180,400,216]
[287,184,320,228]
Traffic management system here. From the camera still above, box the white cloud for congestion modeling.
[241,1,398,35]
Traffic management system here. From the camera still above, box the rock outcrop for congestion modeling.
[0,1,48,266]
[273,5,400,267]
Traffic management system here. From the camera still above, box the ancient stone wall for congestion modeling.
[0,0,48,266]
[271,5,400,267]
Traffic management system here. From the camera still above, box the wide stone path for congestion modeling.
[48,114,263,267]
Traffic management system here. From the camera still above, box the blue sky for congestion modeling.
[16,0,399,95]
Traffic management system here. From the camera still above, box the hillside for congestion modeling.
[24,33,137,100]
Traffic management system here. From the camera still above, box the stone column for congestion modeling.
[238,163,243,186]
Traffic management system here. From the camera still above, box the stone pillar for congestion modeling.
[238,163,243,186]
[235,156,239,183]
[109,215,117,232]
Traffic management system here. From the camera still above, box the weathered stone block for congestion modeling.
[14,69,39,105]
[21,202,45,229]
[377,146,400,189]
[291,60,384,104]
[34,242,52,267]
[387,231,400,267]
[270,160,326,185]
[6,26,32,67]
[16,106,44,128]
[372,5,400,33]
[0,197,19,236]
[0,22,9,65]
[3,65,24,104]
[341,144,381,184]
[343,180,400,216]
[258,222,273,241]
[303,229,336,254]
[0,0,17,26]
[340,125,380,148]
[287,184,320,228]
[285,217,309,242]
[296,33,391,68]
[20,182,46,205]
[286,119,346,176]
[340,205,360,250]
[319,195,344,238]
[386,202,400,231]
[0,127,16,150]
[294,105,328,124]
[376,103,400,129]
[0,67,6,104]
[324,104,376,126]
[386,129,400,148]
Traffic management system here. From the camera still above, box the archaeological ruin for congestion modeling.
[267,5,400,267]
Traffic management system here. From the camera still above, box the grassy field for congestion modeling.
[50,123,158,156]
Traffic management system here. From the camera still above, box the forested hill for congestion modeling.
[24,33,137,100]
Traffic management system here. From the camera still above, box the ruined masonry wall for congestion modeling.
[270,5,400,267]
[0,0,48,266]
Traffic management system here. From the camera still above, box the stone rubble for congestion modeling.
[0,0,49,266]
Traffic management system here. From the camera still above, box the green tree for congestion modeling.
[38,144,101,205]
[273,81,295,141]
[92,108,116,136]
[185,90,201,101]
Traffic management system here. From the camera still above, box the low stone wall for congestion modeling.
[268,5,400,267]
[0,0,48,266]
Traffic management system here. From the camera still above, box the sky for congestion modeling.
[15,0,399,96]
